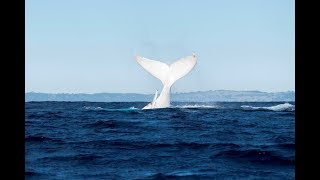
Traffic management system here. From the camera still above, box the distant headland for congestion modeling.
[25,90,294,102]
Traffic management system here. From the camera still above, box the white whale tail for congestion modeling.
[151,89,158,108]
[135,54,197,109]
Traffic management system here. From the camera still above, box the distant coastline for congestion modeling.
[25,90,294,102]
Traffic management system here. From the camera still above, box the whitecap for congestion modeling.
[241,103,295,111]
[173,104,220,109]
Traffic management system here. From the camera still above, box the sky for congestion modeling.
[26,0,295,94]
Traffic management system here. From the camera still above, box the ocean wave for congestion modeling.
[147,172,213,179]
[77,140,242,151]
[25,135,64,143]
[26,135,49,142]
[83,106,138,111]
[84,119,141,129]
[25,171,48,178]
[38,154,103,163]
[26,112,65,119]
[212,149,294,165]
[172,104,220,109]
[260,143,295,150]
[83,106,103,110]
[85,120,118,128]
[240,103,295,111]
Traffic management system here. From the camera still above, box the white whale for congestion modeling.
[135,54,197,109]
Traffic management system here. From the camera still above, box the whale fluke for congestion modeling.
[135,54,197,109]
[152,89,158,108]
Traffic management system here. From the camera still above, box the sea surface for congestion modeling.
[25,102,295,179]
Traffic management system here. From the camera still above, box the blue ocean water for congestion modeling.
[25,102,295,179]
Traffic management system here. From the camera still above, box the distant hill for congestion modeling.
[25,90,294,102]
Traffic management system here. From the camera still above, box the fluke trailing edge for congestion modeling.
[135,54,197,109]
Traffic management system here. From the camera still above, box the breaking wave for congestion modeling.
[173,104,220,109]
[241,103,295,111]
[83,106,138,111]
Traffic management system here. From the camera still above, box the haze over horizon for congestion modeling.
[26,0,294,94]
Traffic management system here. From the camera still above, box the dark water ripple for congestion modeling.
[26,101,295,179]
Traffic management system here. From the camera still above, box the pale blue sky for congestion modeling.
[26,0,294,94]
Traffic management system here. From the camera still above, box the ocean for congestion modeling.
[25,101,295,179]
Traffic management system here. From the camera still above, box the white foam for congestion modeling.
[173,104,220,109]
[84,106,138,111]
[83,106,102,110]
[241,103,295,111]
